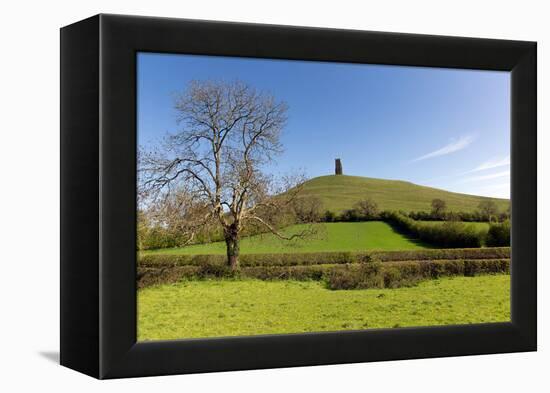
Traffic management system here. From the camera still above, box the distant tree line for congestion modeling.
[320,198,510,223]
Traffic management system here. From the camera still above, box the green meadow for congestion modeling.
[141,221,430,256]
[138,274,511,341]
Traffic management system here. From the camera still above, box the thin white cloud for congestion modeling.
[418,154,510,186]
[411,135,475,162]
[462,170,510,182]
[467,155,510,173]
[480,183,510,191]
[462,183,510,199]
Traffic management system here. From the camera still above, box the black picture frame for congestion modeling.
[60,14,537,379]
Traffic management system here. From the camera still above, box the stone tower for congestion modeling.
[335,158,343,175]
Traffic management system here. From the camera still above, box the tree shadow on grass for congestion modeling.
[385,222,435,249]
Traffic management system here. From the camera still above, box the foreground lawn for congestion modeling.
[143,221,429,255]
[138,274,510,341]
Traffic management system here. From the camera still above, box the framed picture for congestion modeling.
[60,14,536,379]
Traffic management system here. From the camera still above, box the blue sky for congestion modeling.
[138,52,510,199]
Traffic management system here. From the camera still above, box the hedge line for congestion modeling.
[138,258,510,289]
[487,220,511,247]
[137,264,338,288]
[138,247,510,268]
[325,259,509,290]
[383,211,488,248]
[138,252,357,268]
[371,247,509,262]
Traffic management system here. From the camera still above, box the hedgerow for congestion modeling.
[137,264,338,288]
[382,211,487,248]
[138,247,510,268]
[370,247,509,262]
[139,254,227,268]
[324,259,509,290]
[240,264,335,281]
[138,258,510,289]
[486,220,511,247]
[383,258,509,278]
[137,266,201,288]
[407,210,509,223]
[138,252,364,268]
[325,262,385,289]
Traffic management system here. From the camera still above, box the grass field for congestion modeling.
[138,274,510,340]
[298,175,509,213]
[142,221,430,255]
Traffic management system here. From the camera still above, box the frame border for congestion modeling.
[61,14,536,379]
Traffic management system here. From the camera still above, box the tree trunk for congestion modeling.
[224,226,240,270]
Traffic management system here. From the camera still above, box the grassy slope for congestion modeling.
[142,221,429,255]
[299,175,509,213]
[138,275,510,340]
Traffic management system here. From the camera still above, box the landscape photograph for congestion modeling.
[136,53,511,341]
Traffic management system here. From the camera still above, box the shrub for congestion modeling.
[137,221,226,251]
[431,198,447,218]
[197,261,236,278]
[325,261,385,290]
[463,259,510,276]
[137,266,201,288]
[340,209,361,222]
[478,200,499,221]
[138,227,180,250]
[354,198,380,220]
[486,220,511,247]
[292,196,323,223]
[242,265,335,280]
[323,210,336,222]
[324,266,363,290]
[382,266,424,288]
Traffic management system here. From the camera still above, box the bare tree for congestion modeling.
[139,80,311,269]
[478,200,499,222]
[292,196,323,223]
[354,198,379,219]
[431,198,447,218]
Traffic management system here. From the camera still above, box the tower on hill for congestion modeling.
[335,158,343,175]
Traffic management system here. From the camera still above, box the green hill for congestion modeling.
[298,175,509,213]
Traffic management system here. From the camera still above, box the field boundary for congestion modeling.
[138,258,510,289]
[138,247,510,268]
